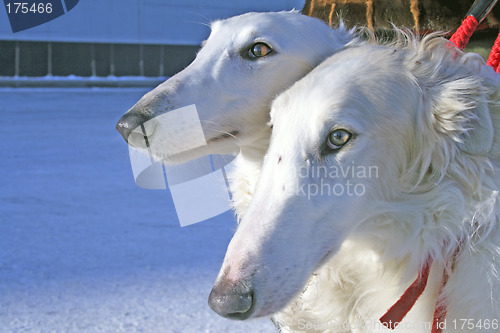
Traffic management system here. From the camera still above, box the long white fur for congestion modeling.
[121,11,357,328]
[125,11,354,165]
[123,11,356,221]
[122,10,500,332]
[213,31,500,332]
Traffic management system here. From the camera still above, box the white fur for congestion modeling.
[213,32,500,332]
[120,12,357,328]
[121,11,356,220]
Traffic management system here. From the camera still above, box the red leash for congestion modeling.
[486,32,500,72]
[450,15,480,51]
[379,259,448,333]
[380,245,462,332]
[380,259,432,330]
[449,0,499,71]
[432,270,449,333]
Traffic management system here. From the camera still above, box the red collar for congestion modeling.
[379,258,448,333]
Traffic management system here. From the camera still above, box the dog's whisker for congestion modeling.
[210,129,240,140]
[199,120,241,141]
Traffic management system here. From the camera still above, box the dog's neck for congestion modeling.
[228,129,271,219]
[239,126,272,162]
[380,250,463,333]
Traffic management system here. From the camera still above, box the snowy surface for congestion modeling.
[0,88,275,332]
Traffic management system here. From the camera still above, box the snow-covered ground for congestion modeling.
[0,88,275,332]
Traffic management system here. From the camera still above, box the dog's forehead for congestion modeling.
[270,44,410,131]
[271,47,368,120]
[211,19,256,41]
[210,11,309,43]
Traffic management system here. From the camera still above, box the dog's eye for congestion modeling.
[327,129,352,150]
[249,43,273,58]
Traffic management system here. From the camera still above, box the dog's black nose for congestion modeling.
[208,280,254,320]
[116,110,154,143]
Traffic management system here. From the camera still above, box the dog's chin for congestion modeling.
[248,254,340,319]
[205,137,241,156]
[207,130,240,143]
[249,293,298,319]
[158,147,210,165]
[157,142,239,165]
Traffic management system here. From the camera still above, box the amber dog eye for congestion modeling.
[249,43,273,58]
[327,129,352,151]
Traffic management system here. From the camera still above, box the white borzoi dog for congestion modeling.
[208,32,500,332]
[116,11,356,217]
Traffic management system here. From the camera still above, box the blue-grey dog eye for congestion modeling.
[327,129,352,150]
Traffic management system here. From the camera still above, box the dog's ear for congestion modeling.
[431,77,495,156]
[459,102,494,155]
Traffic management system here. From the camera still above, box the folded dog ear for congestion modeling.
[431,73,496,156]
[459,101,494,155]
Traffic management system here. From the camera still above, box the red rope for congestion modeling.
[486,31,500,72]
[431,271,449,333]
[380,259,432,329]
[449,15,479,51]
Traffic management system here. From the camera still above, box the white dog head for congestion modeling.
[116,11,354,163]
[208,33,499,319]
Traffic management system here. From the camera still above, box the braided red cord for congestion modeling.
[449,15,479,51]
[486,31,500,72]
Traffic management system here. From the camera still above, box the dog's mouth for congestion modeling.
[127,129,240,164]
[207,130,240,143]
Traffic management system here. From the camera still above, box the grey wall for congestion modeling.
[0,40,199,77]
[0,0,305,77]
